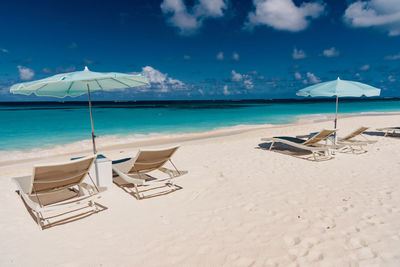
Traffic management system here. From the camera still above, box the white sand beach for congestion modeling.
[1,114,400,266]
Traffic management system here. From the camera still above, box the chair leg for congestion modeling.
[269,142,274,151]
[134,184,141,200]
[36,211,43,230]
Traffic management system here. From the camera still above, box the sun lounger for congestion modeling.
[12,155,101,229]
[337,126,377,153]
[112,146,186,199]
[261,129,337,161]
[376,127,400,137]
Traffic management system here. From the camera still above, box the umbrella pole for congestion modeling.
[87,84,97,154]
[334,95,338,144]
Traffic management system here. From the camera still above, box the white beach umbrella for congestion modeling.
[10,66,149,154]
[297,77,381,135]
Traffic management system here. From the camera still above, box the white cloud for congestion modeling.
[223,85,230,95]
[231,70,254,89]
[41,68,52,74]
[245,0,325,32]
[360,64,370,71]
[344,0,400,36]
[231,70,243,82]
[294,71,302,80]
[17,65,35,81]
[232,52,239,61]
[138,66,187,92]
[195,0,227,17]
[323,47,340,57]
[303,72,321,84]
[160,0,228,35]
[184,55,191,60]
[1,48,8,53]
[244,78,254,89]
[385,53,400,60]
[388,75,396,82]
[292,48,306,59]
[217,51,224,61]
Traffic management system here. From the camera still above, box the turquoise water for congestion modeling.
[1,99,400,151]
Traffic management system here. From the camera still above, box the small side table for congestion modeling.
[88,154,112,189]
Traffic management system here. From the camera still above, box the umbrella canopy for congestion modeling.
[10,66,148,97]
[10,66,149,154]
[296,77,381,142]
[296,77,381,98]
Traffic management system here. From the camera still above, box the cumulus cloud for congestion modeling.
[388,75,396,82]
[292,48,306,59]
[294,71,302,80]
[232,52,239,61]
[245,0,325,32]
[303,72,321,84]
[384,53,400,60]
[243,79,254,89]
[160,0,228,35]
[17,65,35,81]
[231,70,243,82]
[323,47,340,57]
[223,85,230,95]
[231,70,254,89]
[344,0,400,36]
[137,66,187,92]
[216,51,224,61]
[360,64,370,71]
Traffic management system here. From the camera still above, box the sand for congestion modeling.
[1,114,400,266]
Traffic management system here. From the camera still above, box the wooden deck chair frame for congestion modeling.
[261,129,337,161]
[112,146,186,199]
[337,126,377,153]
[376,127,400,137]
[12,155,101,229]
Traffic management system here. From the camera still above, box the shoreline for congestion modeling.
[1,111,399,167]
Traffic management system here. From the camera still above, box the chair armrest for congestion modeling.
[12,175,32,194]
[112,166,145,185]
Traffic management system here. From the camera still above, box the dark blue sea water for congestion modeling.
[1,99,399,151]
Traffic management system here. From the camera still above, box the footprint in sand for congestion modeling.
[306,250,324,262]
[217,172,226,182]
[232,257,255,267]
[346,237,368,250]
[352,247,377,261]
[190,191,200,200]
[284,236,301,246]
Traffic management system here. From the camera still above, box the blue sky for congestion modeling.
[0,0,399,101]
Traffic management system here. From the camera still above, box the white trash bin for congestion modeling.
[85,155,113,189]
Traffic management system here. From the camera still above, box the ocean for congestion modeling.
[1,98,400,151]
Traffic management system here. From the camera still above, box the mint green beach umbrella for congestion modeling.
[296,77,381,140]
[10,66,149,153]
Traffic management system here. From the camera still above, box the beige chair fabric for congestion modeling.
[261,129,337,161]
[12,155,100,229]
[337,127,377,153]
[112,146,185,199]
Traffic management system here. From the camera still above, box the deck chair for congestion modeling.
[12,155,100,229]
[112,146,186,199]
[261,129,337,161]
[376,127,400,137]
[337,127,377,153]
